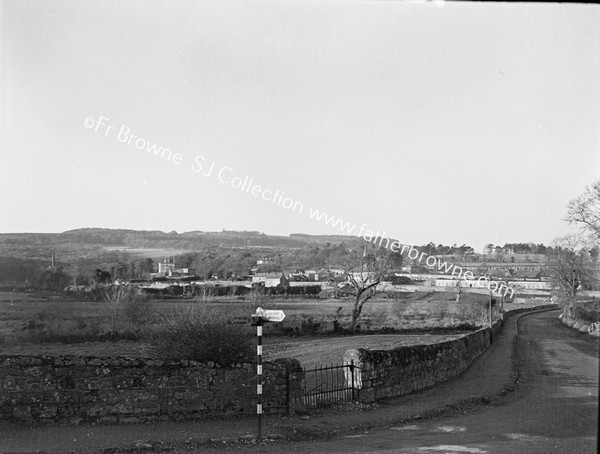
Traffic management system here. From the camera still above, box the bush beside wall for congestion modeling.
[560,305,600,337]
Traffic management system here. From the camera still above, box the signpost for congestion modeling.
[261,309,286,322]
[250,307,285,440]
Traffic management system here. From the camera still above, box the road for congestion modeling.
[209,310,599,454]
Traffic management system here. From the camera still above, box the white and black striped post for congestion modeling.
[251,307,284,441]
[256,317,263,440]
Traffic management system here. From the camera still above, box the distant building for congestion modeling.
[252,272,290,287]
[483,244,495,254]
[283,269,307,281]
[154,258,195,278]
[305,270,320,281]
[512,270,542,280]
[158,260,175,276]
[435,279,488,289]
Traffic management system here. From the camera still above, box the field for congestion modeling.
[0,333,463,369]
[0,291,492,368]
[101,246,193,260]
[263,333,463,368]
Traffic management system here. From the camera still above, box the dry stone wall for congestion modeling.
[344,323,500,402]
[0,355,303,425]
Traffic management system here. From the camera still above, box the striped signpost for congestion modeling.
[251,307,285,440]
[256,318,263,438]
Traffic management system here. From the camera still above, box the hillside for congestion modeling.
[0,229,368,284]
[0,228,362,252]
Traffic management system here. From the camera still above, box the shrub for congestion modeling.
[100,285,152,331]
[573,301,600,324]
[145,304,254,366]
[122,296,152,325]
[299,316,321,334]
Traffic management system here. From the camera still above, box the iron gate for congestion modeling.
[302,361,357,407]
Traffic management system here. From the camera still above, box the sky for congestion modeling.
[1,0,599,250]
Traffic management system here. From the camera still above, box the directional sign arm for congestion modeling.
[253,308,285,323]
[263,310,285,322]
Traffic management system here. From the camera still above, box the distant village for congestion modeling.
[63,242,562,301]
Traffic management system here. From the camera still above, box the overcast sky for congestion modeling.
[1,1,598,249]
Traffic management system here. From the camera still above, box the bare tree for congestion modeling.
[495,274,518,315]
[566,180,600,242]
[454,279,463,304]
[547,235,595,299]
[336,246,391,330]
[197,283,215,302]
[101,285,139,333]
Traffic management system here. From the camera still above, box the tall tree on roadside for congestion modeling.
[566,180,600,242]
[547,235,595,298]
[336,245,392,330]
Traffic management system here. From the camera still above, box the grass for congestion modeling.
[0,330,465,370]
[0,291,150,345]
[263,333,464,369]
[0,290,492,368]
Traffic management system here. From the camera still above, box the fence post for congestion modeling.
[350,360,355,401]
[285,359,291,413]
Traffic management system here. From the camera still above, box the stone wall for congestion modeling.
[2,307,556,425]
[0,356,303,425]
[344,322,500,402]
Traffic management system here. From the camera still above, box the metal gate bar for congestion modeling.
[302,361,356,407]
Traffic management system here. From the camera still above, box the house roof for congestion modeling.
[253,272,283,278]
[513,270,542,280]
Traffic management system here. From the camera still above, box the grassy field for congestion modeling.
[0,292,492,337]
[263,333,463,369]
[0,290,493,368]
[101,246,193,259]
[0,333,463,369]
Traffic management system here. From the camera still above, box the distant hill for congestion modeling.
[0,228,363,263]
[56,228,333,248]
[289,233,367,243]
[0,228,369,284]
